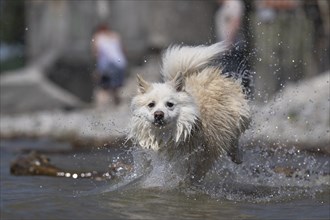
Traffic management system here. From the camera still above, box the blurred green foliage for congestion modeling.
[0,0,25,43]
[0,0,26,72]
[0,57,25,72]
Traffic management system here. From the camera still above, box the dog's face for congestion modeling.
[134,84,179,127]
[131,73,191,128]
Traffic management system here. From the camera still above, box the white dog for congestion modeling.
[129,42,251,182]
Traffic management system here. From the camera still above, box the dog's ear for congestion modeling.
[137,74,150,94]
[172,72,185,92]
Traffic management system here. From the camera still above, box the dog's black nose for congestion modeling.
[154,111,164,121]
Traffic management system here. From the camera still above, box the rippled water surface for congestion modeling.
[1,139,329,220]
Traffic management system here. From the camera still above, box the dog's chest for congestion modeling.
[155,129,174,147]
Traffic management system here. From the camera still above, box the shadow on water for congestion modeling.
[1,138,329,219]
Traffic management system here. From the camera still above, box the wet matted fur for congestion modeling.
[129,42,251,181]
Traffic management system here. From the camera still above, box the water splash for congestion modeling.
[199,146,329,202]
[90,145,329,202]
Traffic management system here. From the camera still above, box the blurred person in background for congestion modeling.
[214,0,244,44]
[92,23,127,107]
[303,0,330,74]
[214,0,254,98]
[253,0,329,101]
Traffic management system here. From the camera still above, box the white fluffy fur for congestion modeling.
[129,42,250,181]
[129,82,199,150]
[161,42,229,81]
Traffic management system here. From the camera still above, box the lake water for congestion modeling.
[1,138,329,220]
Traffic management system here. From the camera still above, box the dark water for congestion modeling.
[1,139,329,220]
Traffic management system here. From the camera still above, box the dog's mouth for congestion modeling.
[153,120,166,127]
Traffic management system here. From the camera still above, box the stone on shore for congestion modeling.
[1,58,85,115]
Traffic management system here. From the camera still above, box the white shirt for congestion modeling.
[95,33,127,69]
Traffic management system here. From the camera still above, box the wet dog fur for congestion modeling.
[129,42,251,182]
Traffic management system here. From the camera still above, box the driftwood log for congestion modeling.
[10,151,328,180]
[10,151,132,181]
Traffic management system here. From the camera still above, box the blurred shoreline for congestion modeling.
[1,55,329,154]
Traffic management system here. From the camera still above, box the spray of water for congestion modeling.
[95,144,329,202]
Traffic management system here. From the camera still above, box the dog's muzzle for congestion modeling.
[153,111,165,126]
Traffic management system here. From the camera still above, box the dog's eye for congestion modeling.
[166,102,174,108]
[148,102,155,108]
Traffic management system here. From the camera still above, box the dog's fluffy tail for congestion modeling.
[161,42,229,81]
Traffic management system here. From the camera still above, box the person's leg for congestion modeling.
[94,75,111,107]
[108,64,125,106]
[111,88,121,105]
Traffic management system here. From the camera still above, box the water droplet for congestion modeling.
[25,27,28,31]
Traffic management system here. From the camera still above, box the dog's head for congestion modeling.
[131,72,198,130]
